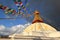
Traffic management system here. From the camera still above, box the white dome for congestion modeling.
[22,23,57,35]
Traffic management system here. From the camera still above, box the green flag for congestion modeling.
[14,0,21,2]
[8,12,12,14]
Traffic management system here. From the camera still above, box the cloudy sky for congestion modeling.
[0,0,60,35]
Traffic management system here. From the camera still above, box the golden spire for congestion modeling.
[32,10,43,24]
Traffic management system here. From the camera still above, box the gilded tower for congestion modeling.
[32,10,43,23]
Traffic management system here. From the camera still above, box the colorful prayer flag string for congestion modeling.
[0,4,16,15]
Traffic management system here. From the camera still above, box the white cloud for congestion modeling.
[0,23,31,35]
[10,23,31,34]
[0,25,5,31]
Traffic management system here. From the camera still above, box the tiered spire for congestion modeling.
[32,10,43,23]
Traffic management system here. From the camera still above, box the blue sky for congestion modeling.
[0,0,30,27]
[0,0,60,31]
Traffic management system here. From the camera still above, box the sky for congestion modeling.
[0,0,60,35]
[0,0,30,27]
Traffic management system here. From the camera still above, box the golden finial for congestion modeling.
[32,10,43,23]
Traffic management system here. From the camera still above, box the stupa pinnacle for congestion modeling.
[32,10,43,23]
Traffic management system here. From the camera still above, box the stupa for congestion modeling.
[22,10,57,35]
[9,10,60,40]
